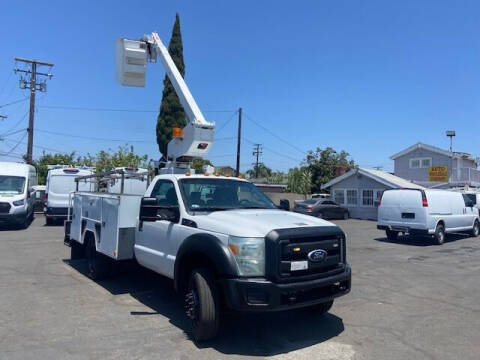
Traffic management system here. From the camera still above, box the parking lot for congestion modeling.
[0,215,479,359]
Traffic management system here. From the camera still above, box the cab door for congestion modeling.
[134,180,181,278]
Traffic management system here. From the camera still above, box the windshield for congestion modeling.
[179,178,277,212]
[0,176,26,195]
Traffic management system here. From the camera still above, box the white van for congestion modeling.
[45,167,94,225]
[106,167,149,195]
[0,162,37,228]
[377,188,479,245]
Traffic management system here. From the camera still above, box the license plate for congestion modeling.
[290,261,308,271]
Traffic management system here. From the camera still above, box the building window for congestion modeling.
[346,189,358,206]
[409,157,432,169]
[362,189,374,206]
[334,189,345,205]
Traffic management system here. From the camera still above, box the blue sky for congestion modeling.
[1,0,479,172]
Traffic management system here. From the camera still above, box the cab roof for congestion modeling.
[155,173,250,182]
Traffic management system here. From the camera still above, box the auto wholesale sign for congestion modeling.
[428,166,449,182]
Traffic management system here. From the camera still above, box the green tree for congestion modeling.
[93,145,148,173]
[246,163,272,179]
[287,167,312,198]
[156,13,186,157]
[303,147,356,193]
[191,158,212,174]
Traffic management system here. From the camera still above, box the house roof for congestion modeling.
[321,168,425,190]
[390,142,475,161]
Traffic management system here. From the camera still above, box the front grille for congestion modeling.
[265,226,346,283]
[0,202,11,214]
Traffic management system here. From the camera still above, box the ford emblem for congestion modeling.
[308,249,327,262]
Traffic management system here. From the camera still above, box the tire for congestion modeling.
[471,220,480,237]
[185,268,219,342]
[18,214,28,229]
[311,300,334,315]
[386,229,398,241]
[84,238,111,280]
[343,211,349,220]
[70,240,84,260]
[434,223,445,245]
[46,217,54,226]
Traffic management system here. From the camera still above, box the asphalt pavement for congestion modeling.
[0,215,479,359]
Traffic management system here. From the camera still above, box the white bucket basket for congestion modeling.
[116,38,147,87]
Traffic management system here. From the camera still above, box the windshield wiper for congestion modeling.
[191,207,232,212]
[240,206,270,209]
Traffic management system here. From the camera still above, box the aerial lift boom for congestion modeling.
[116,32,215,172]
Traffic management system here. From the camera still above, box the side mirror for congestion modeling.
[278,199,290,211]
[139,197,180,223]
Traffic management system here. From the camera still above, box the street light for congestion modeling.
[446,130,456,183]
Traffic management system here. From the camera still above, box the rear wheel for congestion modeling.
[85,237,111,280]
[434,223,445,245]
[311,300,334,315]
[45,217,54,226]
[343,211,349,220]
[386,229,398,241]
[185,268,219,342]
[471,220,480,237]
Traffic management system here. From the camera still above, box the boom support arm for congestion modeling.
[116,32,215,166]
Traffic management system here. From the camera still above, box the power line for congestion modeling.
[36,129,154,143]
[38,104,236,113]
[1,111,28,136]
[1,128,28,138]
[0,97,29,108]
[3,138,63,153]
[242,137,302,164]
[215,110,238,134]
[3,132,27,156]
[243,112,307,156]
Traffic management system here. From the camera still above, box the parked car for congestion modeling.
[377,188,479,245]
[0,162,37,228]
[45,167,94,225]
[293,198,349,219]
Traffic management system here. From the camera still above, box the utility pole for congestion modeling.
[235,107,242,177]
[252,143,262,178]
[446,130,456,182]
[14,57,54,164]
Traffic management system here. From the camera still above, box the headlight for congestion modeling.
[228,236,265,276]
[13,199,25,206]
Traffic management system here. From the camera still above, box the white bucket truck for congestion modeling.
[64,31,351,341]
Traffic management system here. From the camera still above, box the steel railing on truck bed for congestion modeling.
[66,169,150,222]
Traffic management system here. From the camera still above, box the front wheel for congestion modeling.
[185,268,219,342]
[471,220,480,237]
[70,240,84,260]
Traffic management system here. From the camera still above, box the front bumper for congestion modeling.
[0,211,27,225]
[221,265,351,312]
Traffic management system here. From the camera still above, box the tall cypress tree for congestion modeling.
[156,13,186,157]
